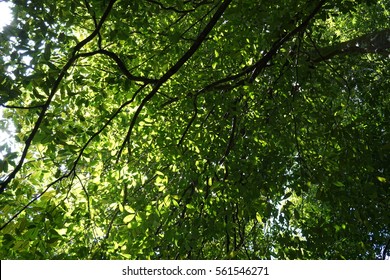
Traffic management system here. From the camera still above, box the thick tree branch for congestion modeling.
[310,28,390,62]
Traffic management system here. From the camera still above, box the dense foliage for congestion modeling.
[0,0,389,259]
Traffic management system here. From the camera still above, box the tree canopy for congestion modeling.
[0,0,389,260]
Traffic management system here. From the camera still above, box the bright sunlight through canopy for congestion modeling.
[0,2,12,31]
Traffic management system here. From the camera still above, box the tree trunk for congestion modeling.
[311,28,390,62]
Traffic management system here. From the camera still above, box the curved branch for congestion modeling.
[0,85,146,231]
[0,173,74,231]
[182,0,327,95]
[249,0,326,81]
[0,0,117,194]
[116,0,232,161]
[96,49,158,83]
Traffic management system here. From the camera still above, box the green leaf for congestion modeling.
[123,214,135,224]
[377,176,386,183]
